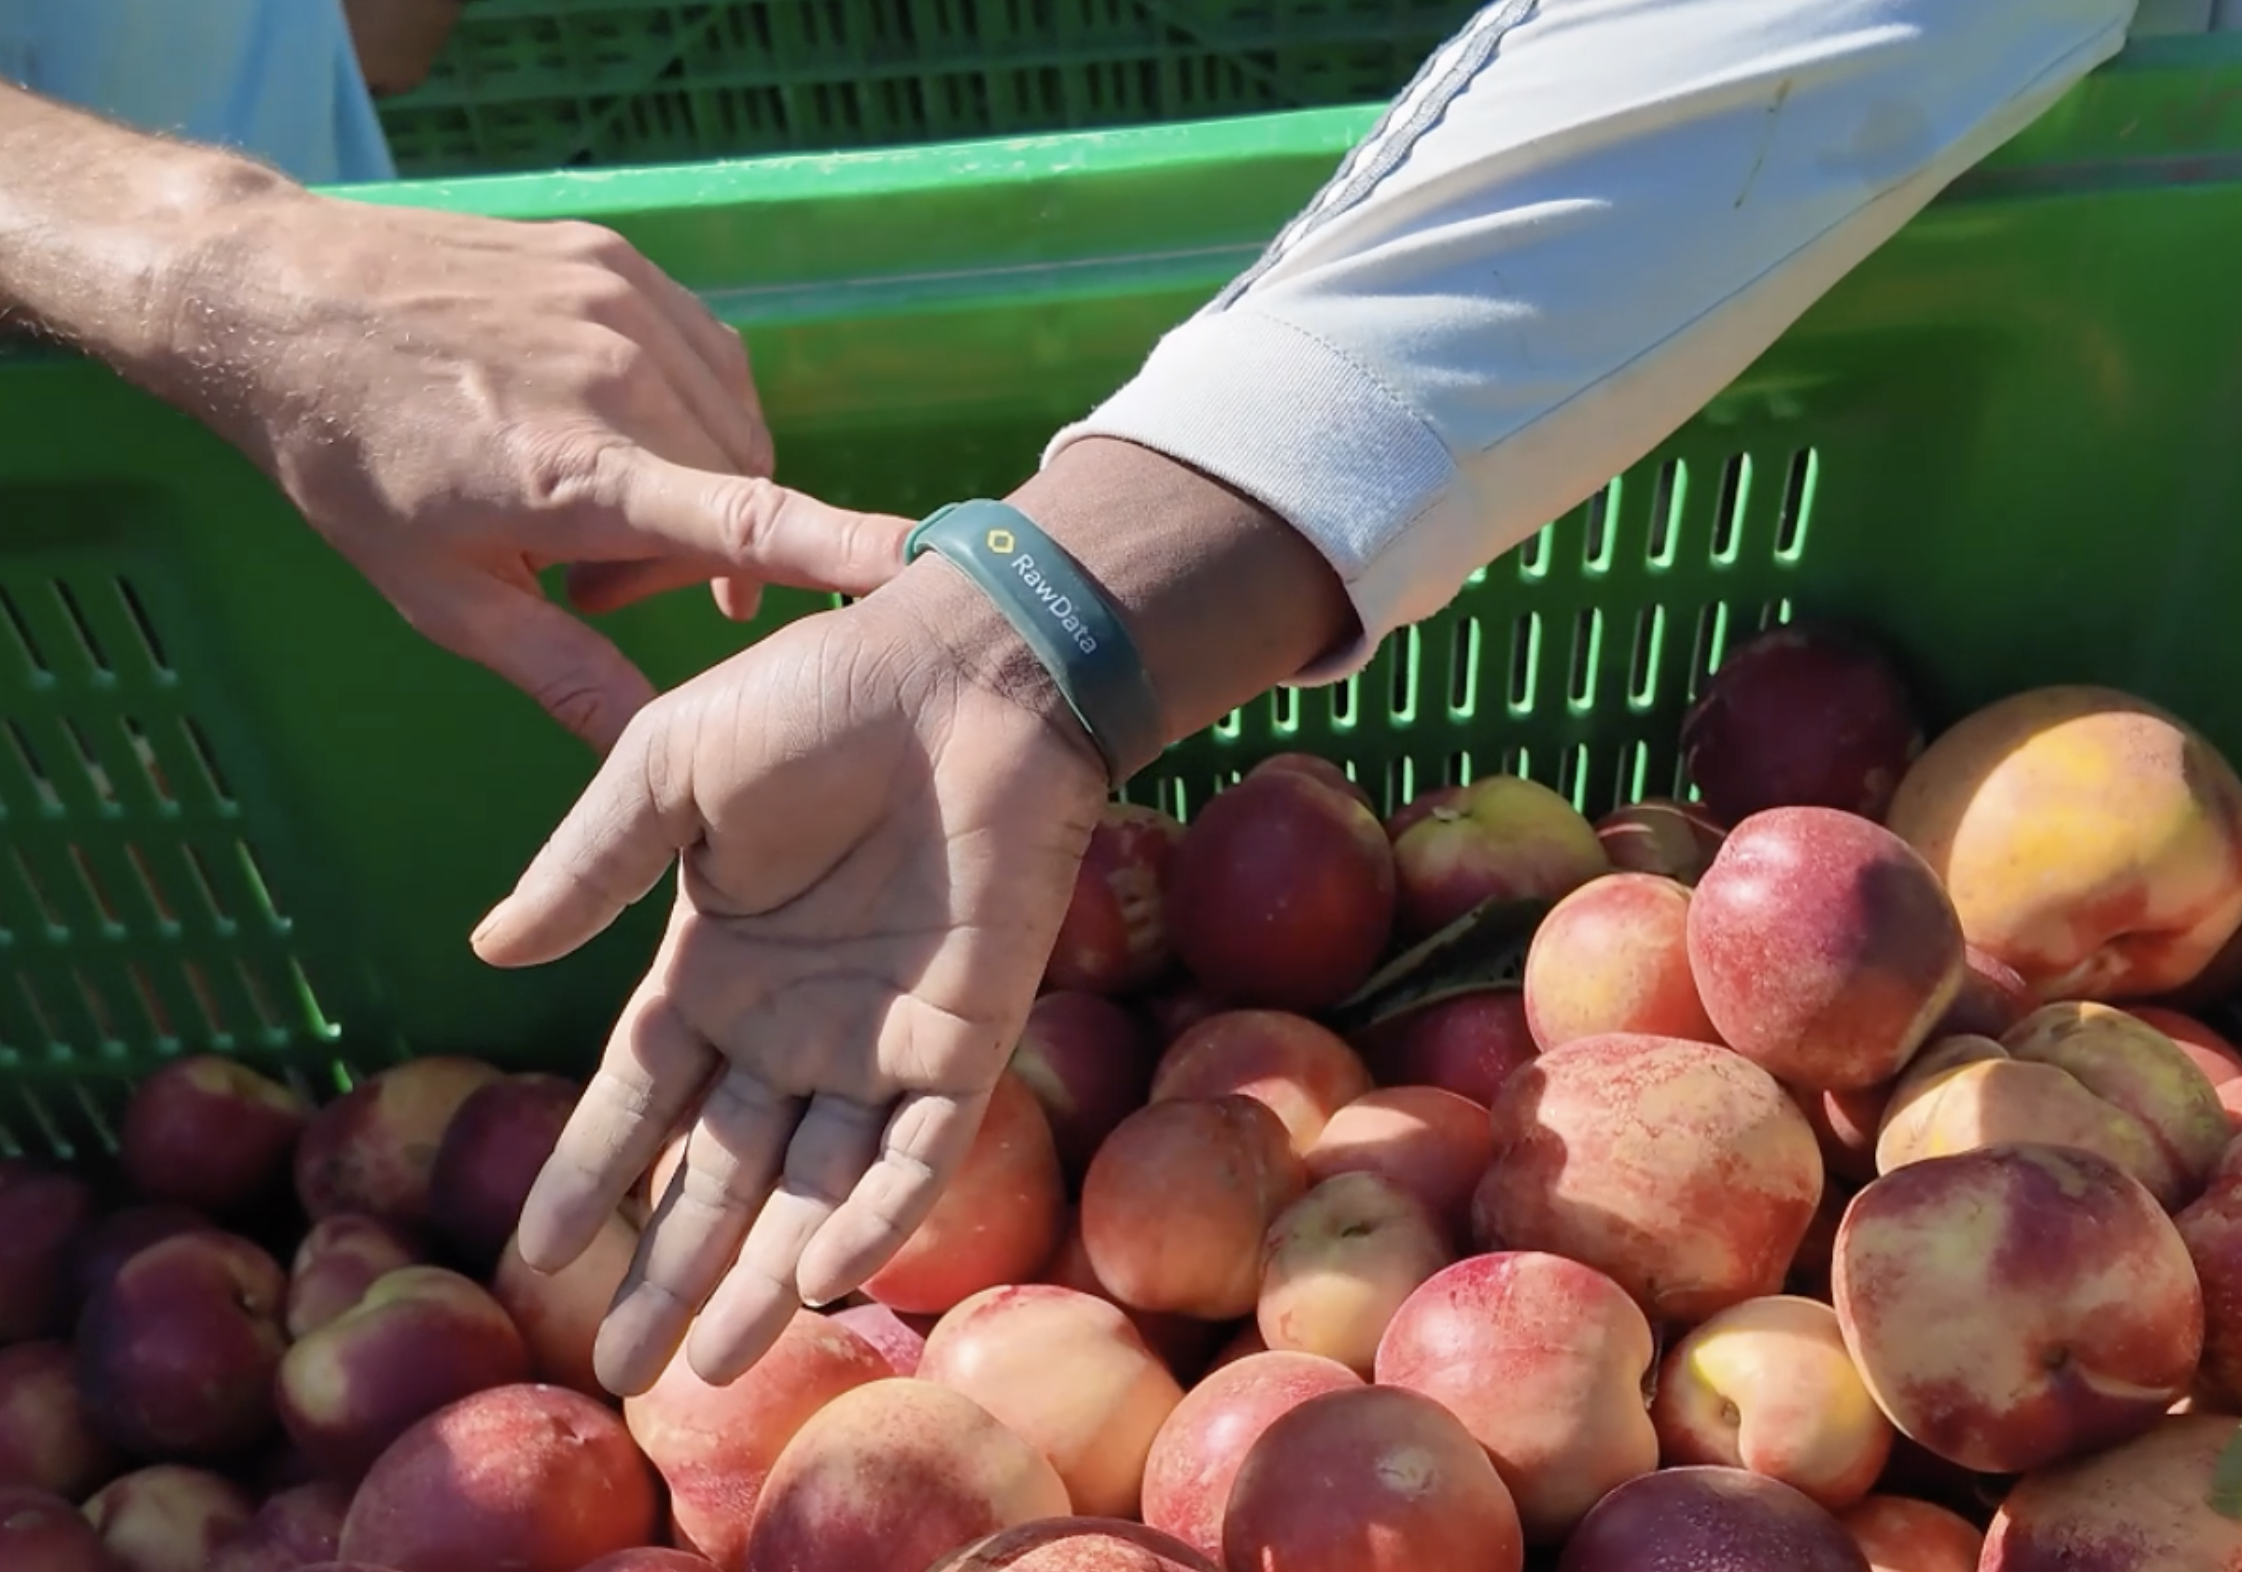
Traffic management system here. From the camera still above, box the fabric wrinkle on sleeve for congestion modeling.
[1040,0,2138,683]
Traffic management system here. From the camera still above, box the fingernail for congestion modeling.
[470,899,512,949]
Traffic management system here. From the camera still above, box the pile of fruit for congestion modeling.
[8,619,2242,1572]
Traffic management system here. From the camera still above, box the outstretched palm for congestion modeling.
[472,574,1110,1394]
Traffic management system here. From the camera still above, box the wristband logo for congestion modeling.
[984,527,1016,554]
[1004,549,1100,658]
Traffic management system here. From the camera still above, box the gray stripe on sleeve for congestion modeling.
[1205,0,1541,314]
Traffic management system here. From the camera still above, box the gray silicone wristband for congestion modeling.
[905,499,1165,782]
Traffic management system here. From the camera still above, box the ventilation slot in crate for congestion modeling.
[0,571,339,1158]
[1125,438,1821,824]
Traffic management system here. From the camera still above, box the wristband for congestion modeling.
[905,499,1166,783]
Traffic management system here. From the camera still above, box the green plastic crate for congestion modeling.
[4,37,2242,1158]
[375,0,1487,177]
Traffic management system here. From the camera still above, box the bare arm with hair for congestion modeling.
[0,80,906,753]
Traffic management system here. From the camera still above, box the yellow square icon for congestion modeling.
[985,528,1016,555]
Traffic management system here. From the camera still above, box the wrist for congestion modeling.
[1002,438,1359,743]
[871,555,1115,790]
[128,163,311,399]
[0,82,300,378]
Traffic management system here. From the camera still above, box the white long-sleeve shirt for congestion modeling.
[1043,0,2151,681]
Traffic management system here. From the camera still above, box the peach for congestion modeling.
[2005,1002,2230,1185]
[293,1056,503,1234]
[65,1203,209,1310]
[0,1484,114,1572]
[1352,989,1539,1107]
[1010,990,1159,1185]
[1875,1006,2229,1208]
[1303,1084,1493,1231]
[623,1307,889,1568]
[1388,775,1609,940]
[1151,1010,1372,1156]
[920,1284,1185,1519]
[76,1229,287,1460]
[1559,1466,1869,1572]
[1374,1251,1658,1544]
[2135,1004,2242,1074]
[277,1264,531,1480]
[1138,1350,1362,1562]
[1651,1294,1895,1512]
[1045,802,1184,996]
[118,1055,308,1216]
[1688,806,1964,1090]
[2174,1141,2242,1408]
[1932,945,2035,1040]
[1037,1210,1226,1381]
[1799,1082,1890,1186]
[83,1464,255,1572]
[1679,621,1924,826]
[1522,871,1718,1050]
[1887,684,2242,1003]
[427,1071,576,1268]
[1594,796,1727,886]
[861,1069,1067,1314]
[491,1207,639,1397]
[285,1213,423,1339]
[1220,1384,1525,1572]
[1838,1494,1983,1572]
[741,1378,1071,1572]
[1081,1095,1306,1320]
[574,1554,718,1572]
[1166,767,1397,1010]
[0,1162,95,1341]
[930,1518,1220,1571]
[1473,1033,1823,1323]
[1142,981,1228,1046]
[0,1341,115,1501]
[827,1302,931,1376]
[1978,1412,2242,1568]
[1249,752,1375,811]
[1257,1173,1453,1375]
[1832,1142,2202,1474]
[338,1384,658,1572]
[207,1481,351,1572]
[2136,1005,2242,1133]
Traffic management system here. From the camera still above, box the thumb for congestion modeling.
[470,698,696,969]
[604,452,913,595]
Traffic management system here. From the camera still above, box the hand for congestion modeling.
[467,557,1112,1394]
[159,187,908,752]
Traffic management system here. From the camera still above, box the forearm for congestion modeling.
[0,82,290,374]
[1006,438,1357,747]
[1049,0,2139,680]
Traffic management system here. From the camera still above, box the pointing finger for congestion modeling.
[602,457,912,596]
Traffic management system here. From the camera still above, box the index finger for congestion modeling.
[601,456,912,597]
